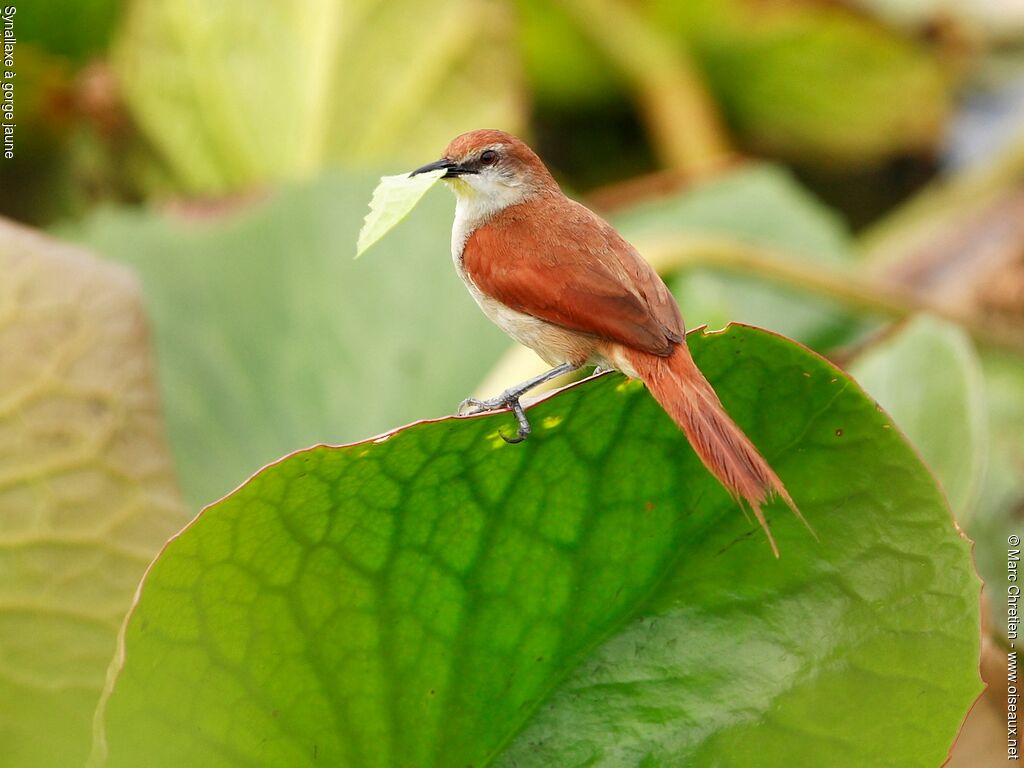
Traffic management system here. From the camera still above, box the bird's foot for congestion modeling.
[456,362,581,444]
[457,394,531,444]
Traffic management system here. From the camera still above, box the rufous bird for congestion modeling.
[411,129,807,555]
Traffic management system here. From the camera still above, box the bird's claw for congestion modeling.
[499,428,526,444]
[457,394,532,443]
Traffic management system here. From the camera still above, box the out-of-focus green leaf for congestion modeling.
[967,350,1024,634]
[978,353,1024,530]
[0,218,188,768]
[521,0,949,167]
[851,314,987,520]
[517,0,626,108]
[112,0,524,194]
[356,169,446,258]
[92,325,980,768]
[65,171,508,510]
[613,163,869,350]
[835,121,1024,635]
[649,0,950,166]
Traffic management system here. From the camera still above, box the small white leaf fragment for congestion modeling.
[355,169,447,258]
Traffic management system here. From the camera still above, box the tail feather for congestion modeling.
[626,344,811,557]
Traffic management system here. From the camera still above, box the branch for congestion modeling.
[637,234,1024,356]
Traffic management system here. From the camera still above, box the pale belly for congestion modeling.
[457,264,592,366]
[451,256,640,378]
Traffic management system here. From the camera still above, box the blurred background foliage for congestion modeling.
[4,0,1024,765]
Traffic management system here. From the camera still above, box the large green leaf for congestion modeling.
[92,325,980,767]
[0,219,188,768]
[851,314,987,520]
[66,172,508,510]
[113,0,524,193]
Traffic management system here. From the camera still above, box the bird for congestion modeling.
[410,128,807,555]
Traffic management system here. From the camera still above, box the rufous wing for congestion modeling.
[461,198,684,356]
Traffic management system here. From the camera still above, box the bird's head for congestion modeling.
[411,129,558,214]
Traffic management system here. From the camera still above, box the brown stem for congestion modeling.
[637,235,1024,356]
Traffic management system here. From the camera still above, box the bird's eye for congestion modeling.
[480,149,498,166]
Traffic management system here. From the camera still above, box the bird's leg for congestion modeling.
[458,362,580,415]
[458,361,580,443]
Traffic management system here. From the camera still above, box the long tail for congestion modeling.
[625,343,810,556]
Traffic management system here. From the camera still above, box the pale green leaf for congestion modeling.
[356,169,446,258]
[112,0,523,193]
[851,314,988,520]
[0,218,188,768]
[965,350,1024,635]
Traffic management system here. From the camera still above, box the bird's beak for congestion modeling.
[409,158,473,178]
